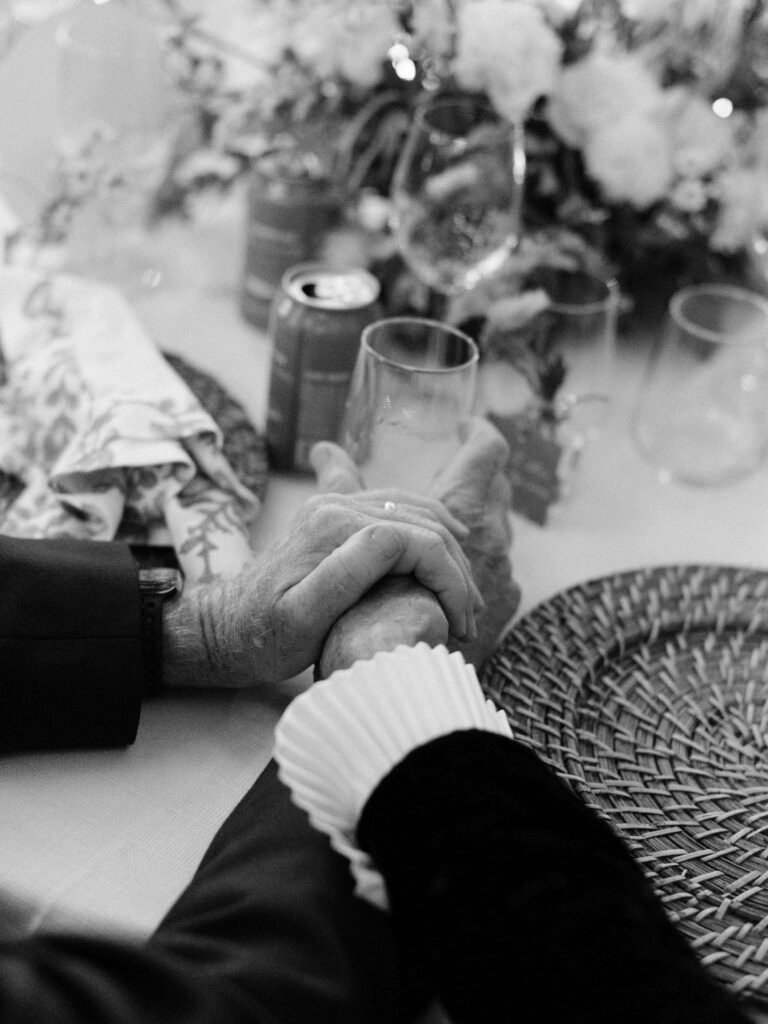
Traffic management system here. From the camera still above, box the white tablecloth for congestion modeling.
[1,14,768,954]
[2,268,768,938]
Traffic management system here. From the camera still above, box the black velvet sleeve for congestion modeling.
[358,730,752,1024]
[0,534,143,751]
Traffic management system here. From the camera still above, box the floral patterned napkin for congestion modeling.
[0,268,260,583]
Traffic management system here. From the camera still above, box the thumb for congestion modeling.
[310,441,365,495]
[432,417,509,506]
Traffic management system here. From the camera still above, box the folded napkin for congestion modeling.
[0,268,259,582]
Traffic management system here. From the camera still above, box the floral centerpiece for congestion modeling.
[5,0,765,522]
[6,0,768,317]
[126,0,768,319]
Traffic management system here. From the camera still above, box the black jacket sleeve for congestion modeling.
[0,763,404,1024]
[0,535,405,1023]
[358,730,751,1024]
[0,534,143,751]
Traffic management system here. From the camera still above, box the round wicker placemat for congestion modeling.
[480,564,768,1008]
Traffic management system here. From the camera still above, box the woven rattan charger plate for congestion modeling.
[480,564,768,1010]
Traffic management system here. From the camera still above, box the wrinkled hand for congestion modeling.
[314,417,520,677]
[430,417,520,665]
[164,482,479,687]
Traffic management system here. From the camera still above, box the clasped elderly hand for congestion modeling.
[314,416,520,675]
[164,417,519,687]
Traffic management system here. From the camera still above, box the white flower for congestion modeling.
[548,52,662,148]
[454,1,562,122]
[290,1,397,88]
[289,2,339,80]
[195,2,291,91]
[356,190,392,233]
[339,6,400,88]
[585,115,673,208]
[411,0,454,59]
[664,89,735,178]
[670,178,708,213]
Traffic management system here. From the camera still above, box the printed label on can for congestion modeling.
[292,370,353,471]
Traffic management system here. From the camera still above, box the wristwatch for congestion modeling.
[139,567,183,696]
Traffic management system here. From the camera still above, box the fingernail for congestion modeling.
[457,611,468,641]
[467,612,478,641]
[368,524,403,560]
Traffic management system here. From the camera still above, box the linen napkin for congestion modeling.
[0,267,259,582]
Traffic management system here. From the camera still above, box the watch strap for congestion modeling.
[139,568,183,697]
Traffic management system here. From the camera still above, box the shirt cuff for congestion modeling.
[274,643,512,909]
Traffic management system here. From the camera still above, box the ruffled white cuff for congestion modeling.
[274,643,513,909]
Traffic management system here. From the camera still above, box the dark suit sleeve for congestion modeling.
[0,534,143,751]
[0,763,405,1024]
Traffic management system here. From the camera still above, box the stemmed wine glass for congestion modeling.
[390,95,525,312]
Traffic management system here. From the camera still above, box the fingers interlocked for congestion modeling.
[286,487,479,642]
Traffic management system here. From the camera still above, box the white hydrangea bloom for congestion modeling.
[289,2,343,80]
[548,52,663,148]
[455,0,562,122]
[195,1,292,91]
[664,89,735,179]
[585,114,673,208]
[411,0,455,59]
[339,6,401,88]
[290,0,397,88]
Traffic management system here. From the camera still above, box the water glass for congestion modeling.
[633,284,768,485]
[528,266,617,431]
[341,318,479,493]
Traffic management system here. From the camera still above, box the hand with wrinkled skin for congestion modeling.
[430,417,520,666]
[313,417,520,677]
[163,483,479,688]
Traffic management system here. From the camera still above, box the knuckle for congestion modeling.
[301,493,326,517]
[420,528,448,558]
[306,495,346,528]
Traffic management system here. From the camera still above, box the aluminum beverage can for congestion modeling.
[266,262,382,472]
[240,150,342,329]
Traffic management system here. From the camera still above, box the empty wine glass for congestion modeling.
[633,284,768,485]
[341,317,479,494]
[391,95,525,306]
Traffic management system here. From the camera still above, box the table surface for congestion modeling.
[2,27,768,1019]
[3,253,768,939]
